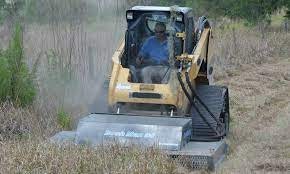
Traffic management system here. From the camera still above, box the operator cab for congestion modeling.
[121,6,195,83]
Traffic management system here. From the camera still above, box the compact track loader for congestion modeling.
[52,6,230,171]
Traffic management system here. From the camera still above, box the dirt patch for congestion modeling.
[254,163,290,172]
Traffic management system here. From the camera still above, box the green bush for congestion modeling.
[0,55,11,100]
[0,23,36,106]
[57,109,71,130]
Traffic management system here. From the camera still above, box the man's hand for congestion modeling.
[136,56,143,65]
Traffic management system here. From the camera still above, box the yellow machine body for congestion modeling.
[108,28,212,114]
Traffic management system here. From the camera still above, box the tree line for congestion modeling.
[157,0,290,24]
[1,0,289,25]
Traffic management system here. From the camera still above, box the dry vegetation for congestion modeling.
[212,27,290,80]
[216,59,290,173]
[213,28,290,173]
[0,1,290,173]
[0,102,58,141]
[0,141,178,174]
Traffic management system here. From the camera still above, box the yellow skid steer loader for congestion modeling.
[52,6,230,171]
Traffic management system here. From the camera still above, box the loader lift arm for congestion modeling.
[175,16,229,141]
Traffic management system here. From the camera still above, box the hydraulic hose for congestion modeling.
[184,72,223,127]
[177,72,220,136]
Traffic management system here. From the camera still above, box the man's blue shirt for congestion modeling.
[139,36,169,64]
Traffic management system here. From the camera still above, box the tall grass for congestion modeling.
[23,0,128,118]
[212,27,290,81]
[0,0,133,136]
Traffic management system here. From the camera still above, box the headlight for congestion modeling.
[127,12,133,20]
[176,15,183,22]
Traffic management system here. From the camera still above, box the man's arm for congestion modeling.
[136,37,152,66]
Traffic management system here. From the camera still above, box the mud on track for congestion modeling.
[215,58,290,173]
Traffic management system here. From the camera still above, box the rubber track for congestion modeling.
[191,85,226,139]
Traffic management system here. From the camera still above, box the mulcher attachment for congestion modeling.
[51,113,227,171]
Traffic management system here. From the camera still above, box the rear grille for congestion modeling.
[130,92,162,99]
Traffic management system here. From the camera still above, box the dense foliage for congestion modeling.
[157,0,290,24]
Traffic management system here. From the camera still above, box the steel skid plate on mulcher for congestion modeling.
[51,113,227,170]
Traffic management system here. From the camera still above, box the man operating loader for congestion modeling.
[136,22,169,66]
[136,22,171,83]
